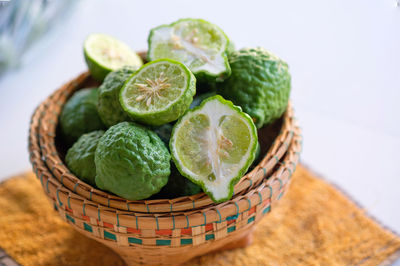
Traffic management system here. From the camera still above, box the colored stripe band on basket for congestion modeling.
[46,178,50,193]
[73,182,79,193]
[247,198,252,211]
[215,209,222,223]
[267,185,273,198]
[276,178,283,190]
[234,202,240,215]
[258,191,263,204]
[56,188,62,206]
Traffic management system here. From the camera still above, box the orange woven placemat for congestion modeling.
[0,165,399,266]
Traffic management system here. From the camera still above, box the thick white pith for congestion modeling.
[86,34,142,69]
[172,99,256,201]
[150,26,227,75]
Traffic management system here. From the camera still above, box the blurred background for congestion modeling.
[0,0,399,238]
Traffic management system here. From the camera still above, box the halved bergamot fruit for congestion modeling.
[148,18,231,81]
[170,95,258,203]
[120,58,196,126]
[84,33,143,81]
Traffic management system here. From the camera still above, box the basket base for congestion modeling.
[216,230,254,252]
[94,226,256,266]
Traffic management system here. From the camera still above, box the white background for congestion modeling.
[0,0,399,243]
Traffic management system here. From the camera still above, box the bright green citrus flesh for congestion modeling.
[170,95,258,203]
[84,33,142,80]
[148,19,231,80]
[120,59,195,126]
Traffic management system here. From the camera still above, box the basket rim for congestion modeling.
[29,106,302,229]
[31,71,296,213]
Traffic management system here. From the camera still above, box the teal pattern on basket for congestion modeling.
[181,238,193,245]
[226,214,238,221]
[205,234,215,241]
[84,223,93,233]
[66,213,75,223]
[227,226,236,233]
[56,188,62,207]
[277,192,283,200]
[156,239,171,246]
[128,237,142,244]
[104,230,116,241]
[247,216,255,224]
[263,206,271,215]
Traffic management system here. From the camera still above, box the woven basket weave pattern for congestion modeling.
[28,71,302,265]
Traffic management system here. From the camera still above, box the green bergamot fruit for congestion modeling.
[95,122,170,200]
[120,59,196,126]
[170,95,258,203]
[60,88,105,145]
[147,18,232,82]
[220,47,291,128]
[65,130,105,186]
[84,33,143,81]
[97,66,138,127]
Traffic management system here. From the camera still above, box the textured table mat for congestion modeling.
[0,165,399,266]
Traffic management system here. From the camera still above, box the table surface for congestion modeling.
[0,0,399,240]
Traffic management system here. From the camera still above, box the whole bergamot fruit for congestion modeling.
[60,88,105,145]
[220,47,291,128]
[65,130,104,186]
[154,163,202,199]
[97,66,138,127]
[95,122,170,200]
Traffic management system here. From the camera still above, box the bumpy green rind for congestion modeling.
[220,47,291,128]
[147,18,232,82]
[154,163,202,199]
[97,66,138,127]
[95,122,170,200]
[60,88,105,145]
[170,95,258,203]
[65,130,105,186]
[120,59,196,126]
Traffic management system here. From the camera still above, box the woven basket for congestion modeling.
[28,69,302,265]
[36,71,296,213]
